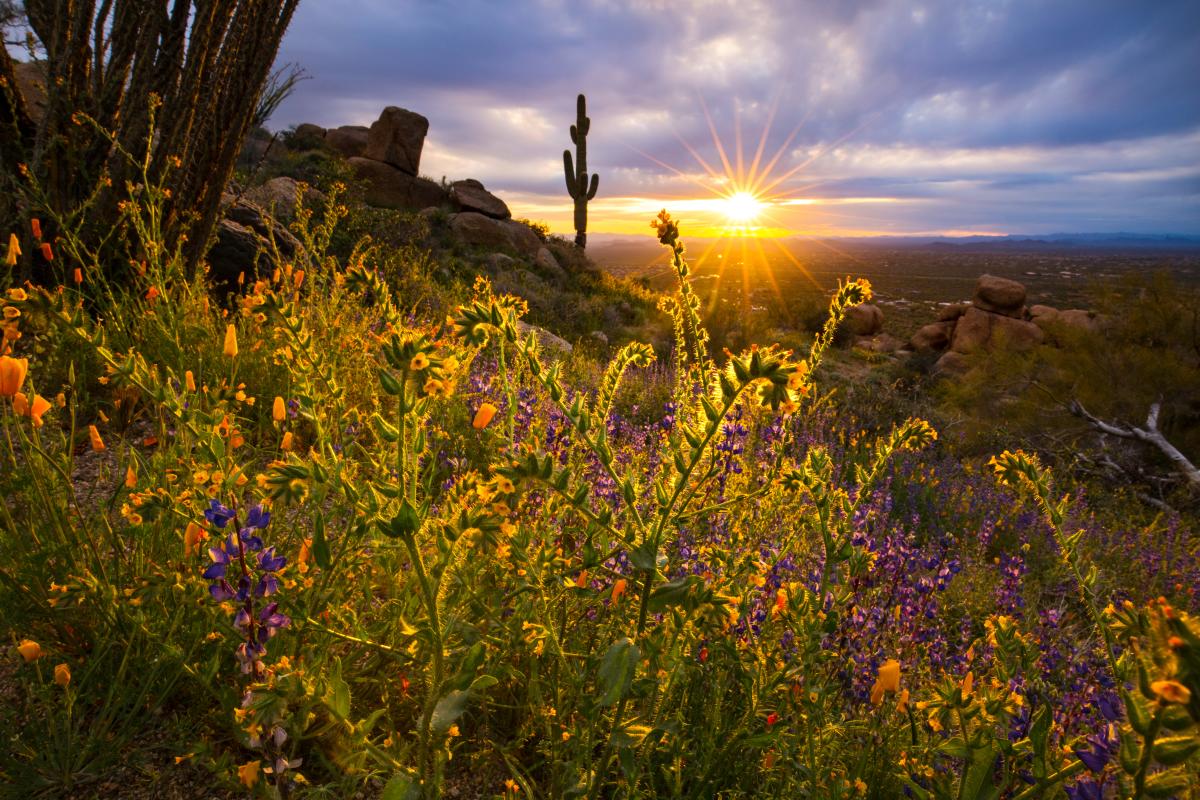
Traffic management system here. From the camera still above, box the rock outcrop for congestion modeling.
[242,177,323,222]
[364,106,428,175]
[973,274,1027,317]
[325,125,369,158]
[910,321,955,353]
[449,179,510,219]
[846,303,884,336]
[348,157,447,210]
[908,275,1097,374]
[450,212,541,257]
[209,195,302,288]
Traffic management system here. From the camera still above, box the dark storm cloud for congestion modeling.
[271,0,1200,233]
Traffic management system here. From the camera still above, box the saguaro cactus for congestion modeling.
[563,93,599,249]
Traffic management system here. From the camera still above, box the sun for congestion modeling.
[720,190,765,224]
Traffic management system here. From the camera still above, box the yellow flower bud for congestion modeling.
[5,233,19,266]
[273,396,286,422]
[88,424,105,452]
[54,663,71,687]
[223,324,238,358]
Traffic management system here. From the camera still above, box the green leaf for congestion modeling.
[469,674,499,693]
[648,575,702,612]
[630,540,658,571]
[379,368,403,396]
[328,673,351,719]
[597,638,640,706]
[312,511,331,570]
[431,689,471,736]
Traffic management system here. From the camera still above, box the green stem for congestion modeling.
[403,530,445,799]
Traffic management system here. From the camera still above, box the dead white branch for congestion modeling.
[1070,401,1200,489]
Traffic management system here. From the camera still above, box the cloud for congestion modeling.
[270,0,1200,234]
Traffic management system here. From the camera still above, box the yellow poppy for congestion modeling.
[870,659,901,706]
[0,355,27,396]
[17,639,41,662]
[1151,680,1191,705]
[237,760,260,788]
[13,392,50,427]
[273,396,286,422]
[88,425,105,452]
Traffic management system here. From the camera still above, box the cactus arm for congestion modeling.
[587,173,599,200]
[564,150,578,196]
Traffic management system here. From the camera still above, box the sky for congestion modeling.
[271,0,1200,239]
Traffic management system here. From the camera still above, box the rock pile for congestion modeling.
[908,274,1098,373]
[289,107,544,259]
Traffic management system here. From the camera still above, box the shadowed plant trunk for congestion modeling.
[0,0,299,283]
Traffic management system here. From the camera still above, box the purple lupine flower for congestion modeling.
[205,499,236,528]
[1073,725,1117,773]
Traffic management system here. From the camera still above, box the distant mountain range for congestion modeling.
[587,232,1200,267]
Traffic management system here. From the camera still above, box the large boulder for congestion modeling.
[325,125,370,158]
[242,177,323,222]
[934,351,971,375]
[845,303,884,336]
[450,213,540,257]
[503,220,542,257]
[990,314,1045,352]
[973,274,1026,317]
[295,123,326,139]
[910,321,954,352]
[1058,309,1098,332]
[950,307,994,354]
[222,198,301,256]
[348,157,447,210]
[208,199,301,288]
[534,247,565,282]
[450,212,512,250]
[937,303,969,322]
[449,179,510,219]
[364,106,428,175]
